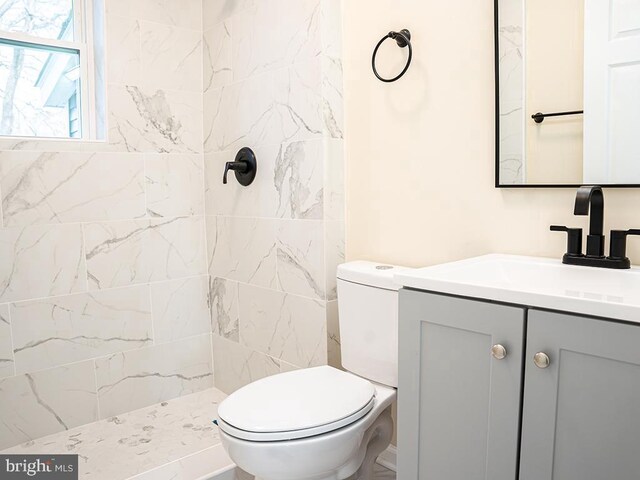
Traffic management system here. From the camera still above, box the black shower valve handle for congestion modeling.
[223,147,257,187]
[223,161,248,184]
[550,225,583,257]
[609,229,640,260]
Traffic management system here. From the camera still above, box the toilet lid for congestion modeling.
[217,366,376,441]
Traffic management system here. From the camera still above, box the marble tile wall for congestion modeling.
[203,0,345,394]
[498,0,525,184]
[0,0,212,451]
[0,0,345,451]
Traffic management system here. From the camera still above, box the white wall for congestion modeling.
[344,0,640,268]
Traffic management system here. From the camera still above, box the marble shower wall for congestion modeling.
[202,0,345,393]
[498,0,524,184]
[0,0,211,450]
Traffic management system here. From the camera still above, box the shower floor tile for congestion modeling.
[2,388,234,479]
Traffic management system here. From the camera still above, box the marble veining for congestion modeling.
[326,300,341,368]
[145,154,205,217]
[277,219,325,300]
[207,217,277,289]
[109,85,202,154]
[10,286,153,374]
[238,283,327,368]
[0,151,145,226]
[325,220,345,301]
[2,388,231,480]
[95,334,213,418]
[498,0,525,184]
[231,0,322,81]
[322,56,345,139]
[0,361,98,450]
[274,141,324,220]
[106,16,141,86]
[209,277,240,341]
[138,0,203,31]
[204,21,233,92]
[212,334,281,394]
[84,216,206,290]
[0,223,86,303]
[150,276,211,344]
[274,60,324,144]
[204,75,278,154]
[141,21,203,93]
[0,305,14,379]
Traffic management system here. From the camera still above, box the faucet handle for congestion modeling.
[551,225,583,257]
[609,229,640,261]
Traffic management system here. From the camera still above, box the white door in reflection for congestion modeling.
[584,0,640,184]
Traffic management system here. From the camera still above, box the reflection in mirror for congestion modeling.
[496,0,640,186]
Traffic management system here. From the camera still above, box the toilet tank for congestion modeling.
[337,261,409,388]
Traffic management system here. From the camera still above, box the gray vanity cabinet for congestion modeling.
[520,309,640,480]
[397,290,525,480]
[399,289,640,480]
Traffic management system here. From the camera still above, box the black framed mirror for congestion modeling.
[495,0,640,188]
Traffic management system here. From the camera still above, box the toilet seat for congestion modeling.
[217,366,376,442]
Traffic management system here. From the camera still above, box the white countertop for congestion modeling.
[394,254,640,323]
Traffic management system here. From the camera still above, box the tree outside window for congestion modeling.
[0,0,101,139]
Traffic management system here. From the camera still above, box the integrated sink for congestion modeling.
[394,254,640,322]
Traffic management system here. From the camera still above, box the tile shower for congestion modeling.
[0,0,344,463]
[205,0,345,389]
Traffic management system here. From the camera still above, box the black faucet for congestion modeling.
[574,186,605,257]
[551,186,640,269]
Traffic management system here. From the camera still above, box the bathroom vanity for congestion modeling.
[395,255,640,480]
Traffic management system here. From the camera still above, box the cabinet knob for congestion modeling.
[533,352,550,369]
[491,344,507,360]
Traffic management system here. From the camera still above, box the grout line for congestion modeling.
[79,222,90,293]
[0,212,206,232]
[148,278,157,345]
[0,175,4,229]
[5,305,17,377]
[6,273,210,307]
[210,277,324,304]
[136,17,203,35]
[142,153,149,219]
[208,331,215,389]
[92,359,102,420]
[3,332,214,381]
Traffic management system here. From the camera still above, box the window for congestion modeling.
[0,0,103,139]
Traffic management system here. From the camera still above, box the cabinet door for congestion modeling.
[520,310,640,480]
[397,290,525,480]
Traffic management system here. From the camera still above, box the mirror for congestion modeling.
[496,0,640,187]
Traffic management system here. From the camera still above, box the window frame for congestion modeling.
[0,0,98,140]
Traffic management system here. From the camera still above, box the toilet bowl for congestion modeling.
[217,262,408,480]
[218,367,396,480]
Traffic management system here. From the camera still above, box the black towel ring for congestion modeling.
[372,29,412,83]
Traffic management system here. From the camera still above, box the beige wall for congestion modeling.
[344,0,640,267]
[526,0,584,184]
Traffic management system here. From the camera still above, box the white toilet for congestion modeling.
[216,261,405,480]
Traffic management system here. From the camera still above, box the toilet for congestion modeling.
[216,261,406,480]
